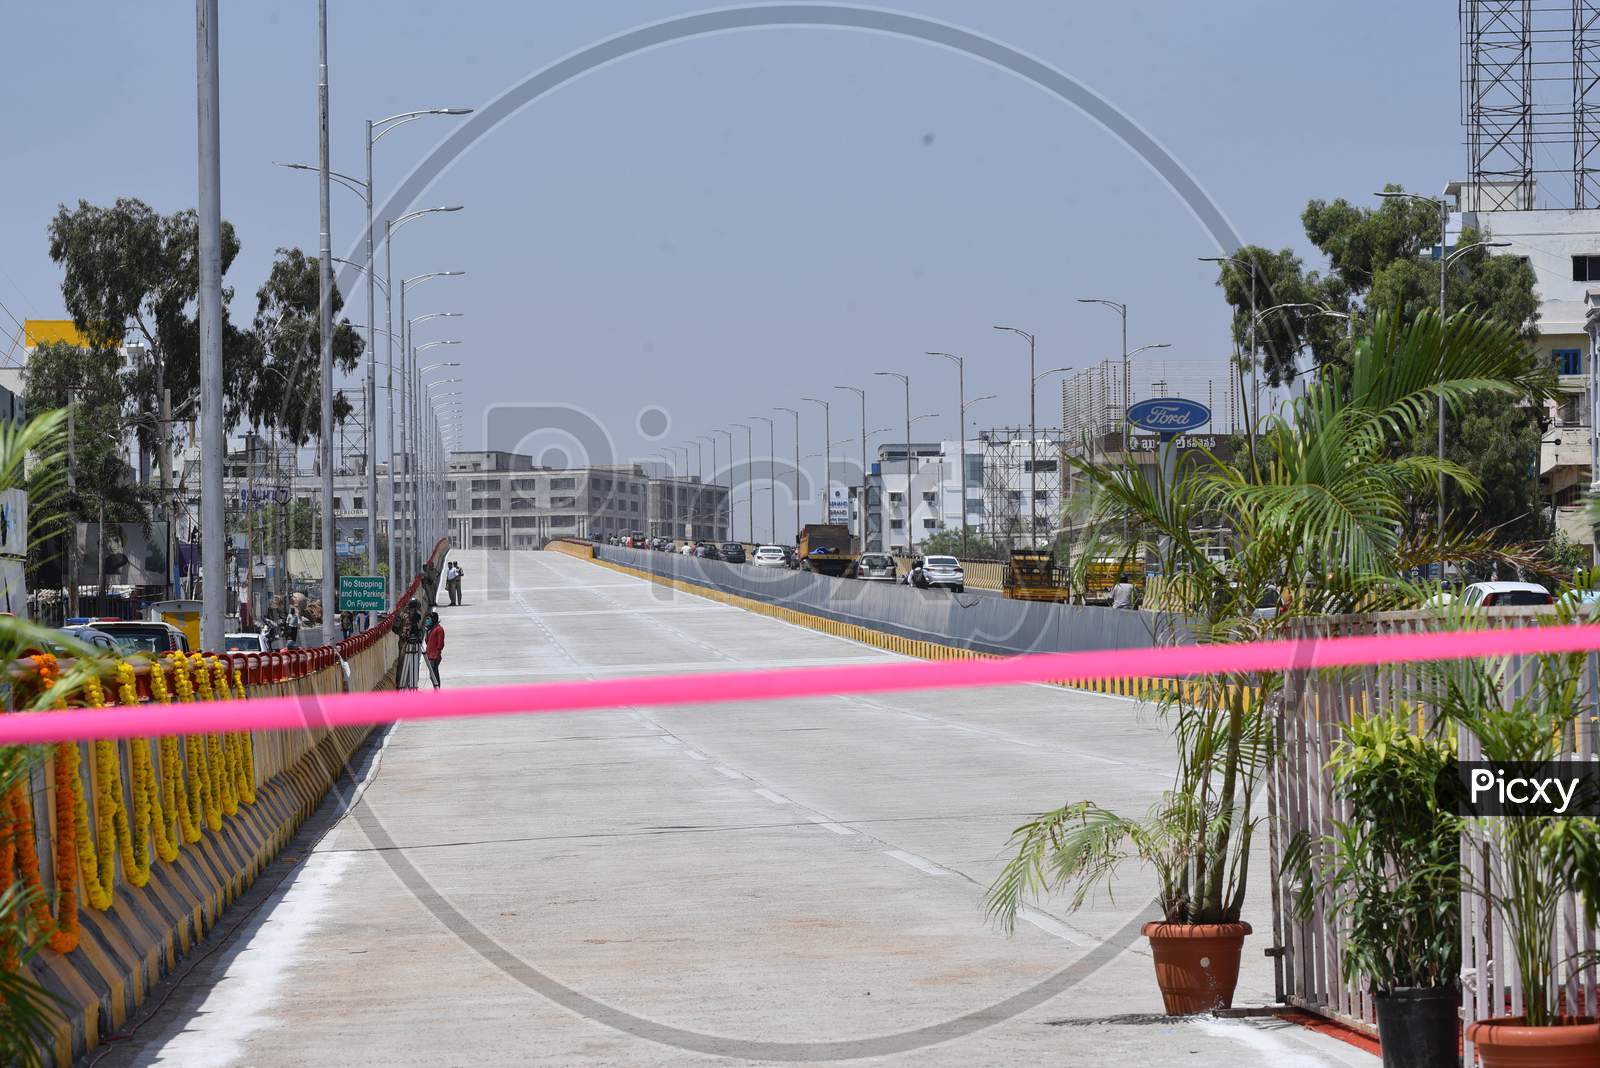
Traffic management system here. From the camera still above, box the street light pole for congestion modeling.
[834,386,868,550]
[776,407,800,541]
[196,0,225,649]
[1076,300,1129,452]
[749,416,775,543]
[925,352,965,547]
[698,434,718,540]
[993,326,1039,547]
[715,428,735,541]
[872,373,911,554]
[315,0,337,639]
[404,310,462,577]
[802,398,830,525]
[731,425,753,545]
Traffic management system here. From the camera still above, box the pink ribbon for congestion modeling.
[2,623,1595,746]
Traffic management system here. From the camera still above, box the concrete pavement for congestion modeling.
[96,549,1374,1067]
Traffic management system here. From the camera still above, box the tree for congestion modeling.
[1211,185,1549,543]
[920,528,1001,559]
[244,248,364,447]
[46,198,244,496]
[988,308,1542,930]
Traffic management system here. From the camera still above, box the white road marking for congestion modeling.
[714,766,745,780]
[754,788,791,805]
[682,749,709,761]
[807,815,856,836]
[1019,907,1089,946]
[884,849,948,876]
[658,737,682,747]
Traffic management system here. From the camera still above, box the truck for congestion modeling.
[795,524,854,577]
[1001,549,1070,602]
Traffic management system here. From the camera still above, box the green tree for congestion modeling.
[244,248,365,447]
[46,198,249,494]
[920,528,1001,559]
[21,342,149,527]
[988,308,1540,930]
[1212,186,1548,542]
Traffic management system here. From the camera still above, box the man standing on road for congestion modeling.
[445,561,462,606]
[1110,573,1139,610]
[423,610,445,689]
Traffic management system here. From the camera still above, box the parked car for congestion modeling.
[652,537,673,552]
[91,620,192,655]
[855,552,898,582]
[719,542,746,564]
[1458,581,1552,608]
[694,542,723,560]
[51,625,123,656]
[224,631,270,653]
[751,545,788,568]
[906,555,965,592]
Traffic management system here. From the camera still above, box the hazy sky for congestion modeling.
[1,1,1460,483]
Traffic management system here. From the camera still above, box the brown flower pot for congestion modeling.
[1141,921,1252,1015]
[1465,1016,1600,1067]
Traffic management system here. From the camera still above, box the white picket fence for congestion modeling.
[1268,608,1600,1060]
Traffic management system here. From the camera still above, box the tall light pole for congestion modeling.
[834,386,867,549]
[802,398,830,526]
[749,415,776,543]
[992,326,1042,547]
[196,0,225,648]
[924,352,966,547]
[872,372,911,554]
[315,0,337,638]
[383,208,461,597]
[1075,300,1129,452]
[776,407,800,541]
[1199,255,1261,447]
[405,314,462,578]
[731,424,754,545]
[698,434,719,540]
[715,428,735,541]
[364,106,470,581]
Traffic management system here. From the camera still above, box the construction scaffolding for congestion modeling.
[1459,0,1600,209]
[977,426,1064,552]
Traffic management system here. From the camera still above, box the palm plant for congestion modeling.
[987,308,1544,931]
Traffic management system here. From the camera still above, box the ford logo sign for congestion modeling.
[1126,397,1211,434]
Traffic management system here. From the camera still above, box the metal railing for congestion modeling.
[1270,607,1600,1059]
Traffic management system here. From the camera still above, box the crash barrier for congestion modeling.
[589,542,1188,658]
[1270,608,1599,1059]
[545,537,595,560]
[2,539,450,1066]
[570,543,1202,702]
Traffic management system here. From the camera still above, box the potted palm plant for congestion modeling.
[1425,613,1600,1067]
[1288,711,1461,1067]
[986,308,1545,1015]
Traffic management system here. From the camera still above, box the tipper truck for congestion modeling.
[796,524,854,577]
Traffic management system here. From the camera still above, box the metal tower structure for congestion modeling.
[1461,0,1533,210]
[1459,0,1600,208]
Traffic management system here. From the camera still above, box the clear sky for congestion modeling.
[0,1,1461,527]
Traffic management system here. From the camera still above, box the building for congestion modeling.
[1459,182,1600,545]
[444,451,729,548]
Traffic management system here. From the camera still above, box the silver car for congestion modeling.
[909,555,965,592]
[855,552,897,581]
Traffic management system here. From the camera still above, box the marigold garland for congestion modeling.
[118,663,175,864]
[148,662,200,845]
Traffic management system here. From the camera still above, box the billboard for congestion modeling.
[828,487,850,524]
[73,522,171,587]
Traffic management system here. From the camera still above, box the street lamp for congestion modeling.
[834,386,868,549]
[1076,299,1132,451]
[749,415,776,544]
[993,326,1046,547]
[802,398,831,526]
[925,351,968,546]
[731,424,754,545]
[775,407,800,542]
[382,205,461,593]
[872,372,912,554]
[715,428,736,541]
[1199,255,1263,447]
[698,434,720,540]
[405,323,462,577]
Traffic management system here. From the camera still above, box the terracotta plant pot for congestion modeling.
[1141,921,1251,1015]
[1465,1016,1600,1068]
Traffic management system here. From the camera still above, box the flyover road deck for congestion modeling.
[98,549,1373,1068]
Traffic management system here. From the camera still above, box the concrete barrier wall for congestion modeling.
[592,544,1188,655]
[10,539,452,1066]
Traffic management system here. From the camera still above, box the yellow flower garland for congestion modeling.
[149,660,200,845]
[69,676,115,911]
[170,656,219,833]
[189,655,236,818]
[118,663,176,865]
[228,664,257,804]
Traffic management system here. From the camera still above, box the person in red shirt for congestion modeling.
[423,610,445,689]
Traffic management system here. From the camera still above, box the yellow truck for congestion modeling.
[1002,550,1071,602]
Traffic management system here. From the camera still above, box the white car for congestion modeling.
[224,631,269,653]
[907,555,965,592]
[1458,581,1552,608]
[751,545,788,568]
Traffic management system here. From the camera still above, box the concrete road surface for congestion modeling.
[97,549,1374,1068]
